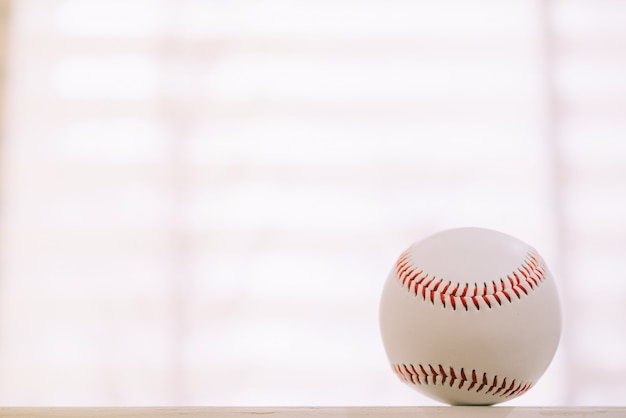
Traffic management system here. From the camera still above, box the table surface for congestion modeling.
[0,407,624,418]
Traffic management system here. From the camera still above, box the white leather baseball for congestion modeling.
[379,227,561,405]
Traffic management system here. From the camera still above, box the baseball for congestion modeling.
[379,227,561,405]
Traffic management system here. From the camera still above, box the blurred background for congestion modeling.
[0,0,624,407]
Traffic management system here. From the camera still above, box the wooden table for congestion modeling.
[0,407,623,417]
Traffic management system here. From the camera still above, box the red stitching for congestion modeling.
[393,363,533,399]
[394,250,547,311]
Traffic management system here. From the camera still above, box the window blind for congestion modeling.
[0,0,624,406]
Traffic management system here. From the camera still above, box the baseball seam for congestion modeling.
[394,250,545,310]
[393,363,533,399]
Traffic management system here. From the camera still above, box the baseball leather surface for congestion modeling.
[379,227,561,405]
